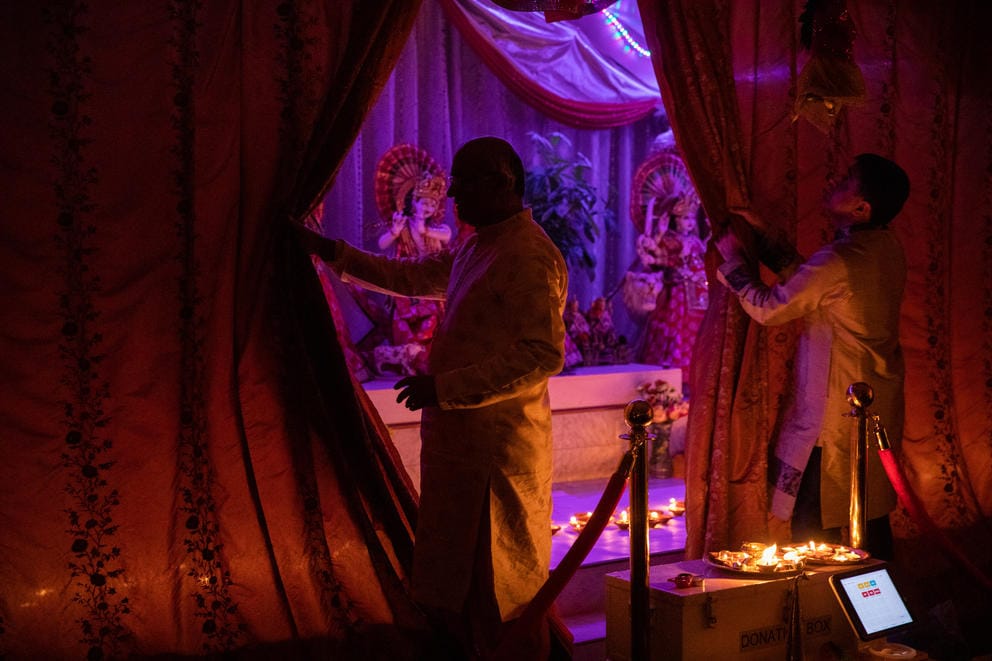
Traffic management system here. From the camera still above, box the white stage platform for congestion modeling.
[362,363,681,489]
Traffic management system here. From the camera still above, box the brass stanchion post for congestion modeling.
[846,382,873,550]
[623,400,653,660]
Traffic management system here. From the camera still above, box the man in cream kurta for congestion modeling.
[299,138,567,656]
[716,154,909,557]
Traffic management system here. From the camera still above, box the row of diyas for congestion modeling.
[568,498,686,532]
[612,508,671,531]
[708,541,869,574]
[780,540,867,564]
[710,543,802,574]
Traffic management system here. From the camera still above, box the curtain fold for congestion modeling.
[640,0,992,646]
[637,0,783,558]
[0,1,423,657]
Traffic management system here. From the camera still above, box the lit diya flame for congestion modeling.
[613,508,671,530]
[782,549,802,563]
[781,540,865,563]
[758,543,779,570]
[668,497,685,515]
[712,541,812,573]
[648,509,672,527]
[830,546,862,562]
[569,512,592,531]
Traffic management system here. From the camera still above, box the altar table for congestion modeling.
[361,363,681,490]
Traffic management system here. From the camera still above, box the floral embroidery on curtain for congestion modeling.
[918,19,978,529]
[274,0,362,633]
[873,0,897,159]
[983,94,992,480]
[275,0,324,170]
[169,0,248,651]
[2,1,428,656]
[46,3,135,658]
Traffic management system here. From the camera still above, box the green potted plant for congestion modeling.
[524,132,614,281]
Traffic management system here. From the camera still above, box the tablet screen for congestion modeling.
[830,566,913,640]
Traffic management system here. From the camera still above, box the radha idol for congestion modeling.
[368,144,452,375]
[623,143,709,384]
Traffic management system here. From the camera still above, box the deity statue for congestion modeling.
[563,296,626,366]
[624,142,709,382]
[561,297,588,369]
[367,144,453,375]
[377,170,451,258]
[585,296,621,364]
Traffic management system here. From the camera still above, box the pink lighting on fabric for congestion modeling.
[438,0,661,128]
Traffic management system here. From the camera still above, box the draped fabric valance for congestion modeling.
[439,0,661,128]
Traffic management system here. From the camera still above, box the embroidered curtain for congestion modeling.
[640,0,992,643]
[0,1,422,658]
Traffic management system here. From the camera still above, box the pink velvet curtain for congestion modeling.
[0,1,423,658]
[640,0,992,642]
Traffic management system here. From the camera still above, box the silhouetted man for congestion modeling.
[299,137,568,658]
[717,154,909,560]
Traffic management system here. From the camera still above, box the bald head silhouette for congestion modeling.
[447,137,525,227]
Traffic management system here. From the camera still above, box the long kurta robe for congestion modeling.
[719,227,905,529]
[332,210,568,620]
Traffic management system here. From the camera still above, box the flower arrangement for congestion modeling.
[636,379,689,424]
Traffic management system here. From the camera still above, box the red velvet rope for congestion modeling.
[878,449,992,592]
[493,450,635,654]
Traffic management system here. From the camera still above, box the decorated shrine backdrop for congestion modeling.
[322,0,667,344]
[639,0,992,645]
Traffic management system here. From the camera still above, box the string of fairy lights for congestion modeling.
[600,3,651,58]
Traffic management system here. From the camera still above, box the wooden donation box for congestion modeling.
[606,559,869,660]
